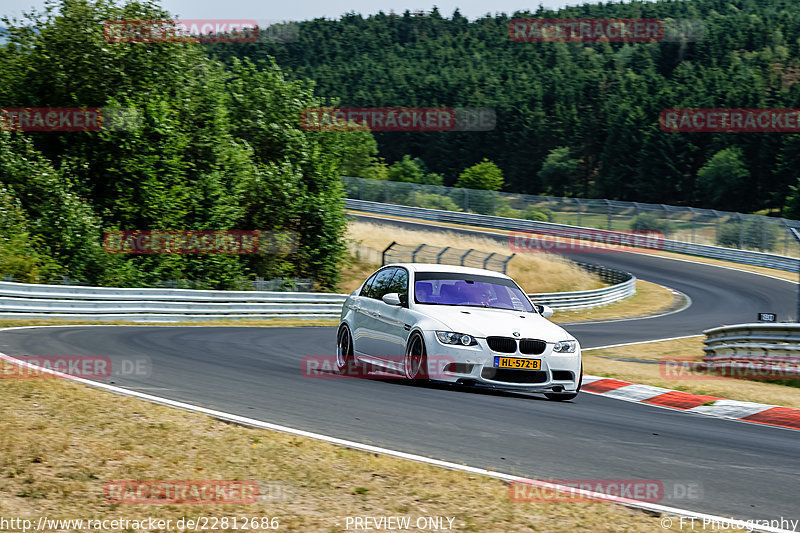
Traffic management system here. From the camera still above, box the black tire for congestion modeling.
[544,364,582,401]
[335,325,357,376]
[404,333,428,382]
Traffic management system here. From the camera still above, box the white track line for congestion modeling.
[0,326,792,533]
[582,335,704,351]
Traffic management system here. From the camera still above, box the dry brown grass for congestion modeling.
[338,254,383,294]
[584,336,800,408]
[346,220,604,293]
[553,280,680,324]
[0,362,723,532]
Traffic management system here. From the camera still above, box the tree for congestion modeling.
[537,147,579,196]
[456,159,504,191]
[696,147,750,212]
[387,155,425,183]
[386,155,443,185]
[784,178,800,220]
[0,1,377,290]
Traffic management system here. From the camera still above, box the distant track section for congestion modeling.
[347,199,800,272]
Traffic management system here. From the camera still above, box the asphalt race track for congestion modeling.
[1,218,799,523]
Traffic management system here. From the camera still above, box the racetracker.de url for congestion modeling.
[0,516,280,531]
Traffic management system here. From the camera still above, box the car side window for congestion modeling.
[367,268,397,300]
[386,268,409,304]
[360,272,378,297]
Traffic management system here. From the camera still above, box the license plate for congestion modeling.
[494,357,541,370]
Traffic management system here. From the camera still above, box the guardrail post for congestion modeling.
[661,205,670,239]
[382,241,397,266]
[502,253,515,274]
[788,228,800,322]
[460,248,474,267]
[783,220,789,256]
[436,246,451,265]
[411,244,426,263]
[738,213,745,249]
[483,252,497,270]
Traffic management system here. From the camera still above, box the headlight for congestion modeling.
[552,340,577,353]
[435,331,477,346]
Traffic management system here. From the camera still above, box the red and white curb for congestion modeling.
[581,374,800,431]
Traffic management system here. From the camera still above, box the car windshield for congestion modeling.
[414,272,534,312]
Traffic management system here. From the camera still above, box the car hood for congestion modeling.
[421,305,574,342]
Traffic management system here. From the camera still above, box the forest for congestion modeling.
[209,0,800,214]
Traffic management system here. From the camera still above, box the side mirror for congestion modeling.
[382,292,402,306]
[536,304,554,318]
[350,289,359,297]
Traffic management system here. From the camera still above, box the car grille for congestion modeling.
[519,339,546,355]
[486,337,547,354]
[487,336,517,353]
[481,368,548,383]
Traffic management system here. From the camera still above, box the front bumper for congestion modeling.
[420,331,582,392]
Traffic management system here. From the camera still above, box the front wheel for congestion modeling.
[544,364,582,401]
[404,333,428,382]
[336,325,357,375]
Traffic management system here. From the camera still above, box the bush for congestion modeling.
[630,212,669,233]
[456,159,504,191]
[356,179,388,202]
[522,206,552,222]
[462,189,498,214]
[410,192,461,211]
[716,219,778,251]
[495,202,521,219]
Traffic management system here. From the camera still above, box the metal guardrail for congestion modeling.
[346,199,800,272]
[0,281,345,303]
[0,281,346,321]
[0,261,637,320]
[381,242,515,273]
[531,262,636,311]
[702,323,800,377]
[378,241,635,310]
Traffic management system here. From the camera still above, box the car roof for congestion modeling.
[383,263,512,279]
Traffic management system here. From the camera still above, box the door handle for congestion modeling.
[375,311,382,318]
